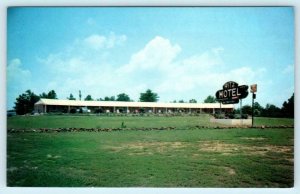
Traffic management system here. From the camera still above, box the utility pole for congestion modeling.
[240,99,242,119]
[79,90,82,101]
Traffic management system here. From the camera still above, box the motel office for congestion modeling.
[34,98,234,114]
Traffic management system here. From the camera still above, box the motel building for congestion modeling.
[34,98,234,114]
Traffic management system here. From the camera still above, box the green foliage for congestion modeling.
[139,89,159,102]
[204,95,217,103]
[235,93,294,118]
[84,95,93,101]
[99,96,115,101]
[67,93,76,100]
[253,102,263,116]
[121,121,126,128]
[178,100,185,103]
[189,99,197,103]
[14,90,40,115]
[79,90,82,101]
[40,90,57,99]
[47,90,57,99]
[281,93,294,118]
[116,93,131,101]
[241,105,252,115]
[261,104,282,117]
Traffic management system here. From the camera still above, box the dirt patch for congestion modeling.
[223,167,236,175]
[198,141,239,153]
[105,141,187,155]
[240,137,267,141]
[105,140,293,157]
[197,140,293,156]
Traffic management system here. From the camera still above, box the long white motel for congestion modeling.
[34,98,234,114]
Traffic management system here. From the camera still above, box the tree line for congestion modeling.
[12,89,294,118]
[236,93,294,118]
[13,89,159,115]
[202,94,294,118]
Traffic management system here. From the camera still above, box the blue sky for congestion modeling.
[7,7,294,109]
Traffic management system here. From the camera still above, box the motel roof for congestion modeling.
[35,98,234,109]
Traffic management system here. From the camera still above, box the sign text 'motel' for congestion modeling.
[215,81,249,104]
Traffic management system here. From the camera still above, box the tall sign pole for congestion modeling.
[250,84,257,127]
[240,99,242,119]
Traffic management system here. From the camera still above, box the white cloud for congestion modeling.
[7,58,31,84]
[83,32,127,50]
[37,35,271,104]
[119,36,181,73]
[7,58,32,109]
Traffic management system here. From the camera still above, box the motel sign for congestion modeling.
[215,81,249,104]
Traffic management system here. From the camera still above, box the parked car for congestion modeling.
[77,107,91,113]
[7,110,16,117]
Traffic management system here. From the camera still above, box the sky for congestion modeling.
[6,7,294,110]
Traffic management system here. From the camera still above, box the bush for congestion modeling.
[226,113,235,119]
[234,114,248,119]
[214,113,225,119]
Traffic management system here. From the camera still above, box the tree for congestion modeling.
[98,96,115,101]
[47,90,57,99]
[40,90,57,99]
[14,90,40,115]
[40,92,48,98]
[241,105,252,115]
[104,96,115,101]
[79,90,82,101]
[281,93,294,118]
[253,102,263,116]
[204,95,217,103]
[139,89,159,102]
[261,104,282,117]
[84,95,93,101]
[67,93,76,100]
[189,99,197,103]
[116,93,131,101]
[178,100,185,103]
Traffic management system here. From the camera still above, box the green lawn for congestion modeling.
[7,114,215,129]
[7,115,294,187]
[6,114,294,129]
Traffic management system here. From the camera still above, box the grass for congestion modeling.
[7,115,294,187]
[7,114,215,129]
[7,114,294,129]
